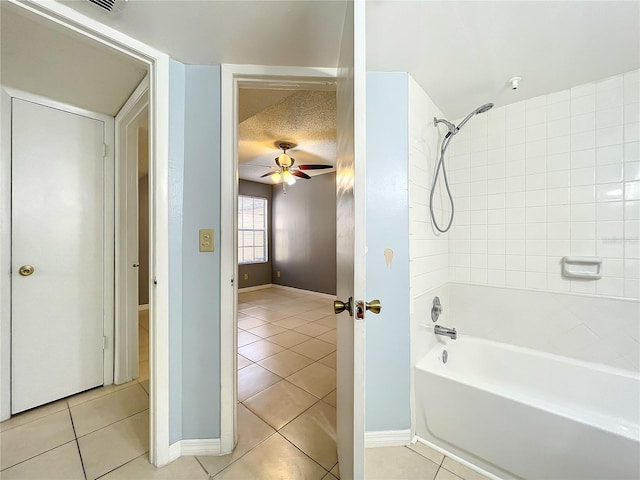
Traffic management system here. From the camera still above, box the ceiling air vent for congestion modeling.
[88,0,117,12]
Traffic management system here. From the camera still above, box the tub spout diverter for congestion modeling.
[434,325,457,340]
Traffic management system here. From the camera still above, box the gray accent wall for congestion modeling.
[167,61,222,443]
[365,72,411,432]
[272,173,336,295]
[238,180,273,288]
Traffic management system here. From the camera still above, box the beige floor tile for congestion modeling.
[139,379,150,395]
[78,410,149,480]
[287,363,336,398]
[211,433,326,480]
[435,468,463,480]
[407,442,445,466]
[318,352,337,369]
[280,401,337,470]
[101,454,208,479]
[237,317,267,331]
[258,350,314,378]
[365,446,439,480]
[238,339,285,362]
[272,316,310,329]
[243,381,318,430]
[0,441,84,480]
[331,463,339,478]
[238,364,282,402]
[238,330,261,347]
[290,338,336,360]
[441,458,491,480]
[197,404,275,476]
[138,360,150,382]
[317,329,337,345]
[247,324,288,339]
[67,380,138,408]
[314,316,337,329]
[295,309,330,322]
[294,322,333,337]
[0,409,75,470]
[251,309,292,323]
[71,383,149,437]
[237,354,253,370]
[322,390,337,407]
[267,330,312,348]
[0,399,68,433]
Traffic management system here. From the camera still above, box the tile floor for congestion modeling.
[0,289,490,480]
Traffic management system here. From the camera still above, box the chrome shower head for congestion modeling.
[456,102,495,130]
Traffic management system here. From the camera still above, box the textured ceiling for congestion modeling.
[1,4,148,116]
[238,90,337,184]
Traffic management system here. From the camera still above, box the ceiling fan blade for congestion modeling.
[298,164,333,170]
[292,170,311,179]
[260,172,275,178]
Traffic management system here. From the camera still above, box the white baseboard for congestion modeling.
[168,438,221,461]
[138,304,149,311]
[365,429,412,448]
[238,284,273,293]
[271,284,336,300]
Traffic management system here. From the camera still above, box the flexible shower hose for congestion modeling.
[429,131,455,233]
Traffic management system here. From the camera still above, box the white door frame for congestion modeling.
[220,64,337,453]
[2,87,115,406]
[1,0,172,466]
[114,78,149,384]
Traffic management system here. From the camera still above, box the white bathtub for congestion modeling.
[415,337,640,480]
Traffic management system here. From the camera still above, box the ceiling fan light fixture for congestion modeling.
[283,169,296,185]
[277,153,293,167]
[270,171,282,183]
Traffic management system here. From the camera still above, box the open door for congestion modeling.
[335,1,367,478]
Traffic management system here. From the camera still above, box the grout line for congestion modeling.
[75,408,149,440]
[0,439,79,473]
[67,407,89,480]
[94,452,148,479]
[278,432,334,478]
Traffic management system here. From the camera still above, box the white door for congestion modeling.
[12,98,106,414]
[335,1,367,479]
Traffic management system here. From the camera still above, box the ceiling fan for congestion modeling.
[260,142,332,186]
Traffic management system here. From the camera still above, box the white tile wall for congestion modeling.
[447,69,640,300]
[407,77,450,296]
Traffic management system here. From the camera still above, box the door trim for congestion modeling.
[114,77,149,384]
[2,87,115,408]
[1,0,172,466]
[219,64,337,454]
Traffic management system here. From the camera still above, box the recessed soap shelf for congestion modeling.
[562,256,602,279]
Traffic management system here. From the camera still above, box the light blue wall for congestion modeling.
[167,62,221,442]
[181,65,222,439]
[168,59,185,444]
[365,72,411,432]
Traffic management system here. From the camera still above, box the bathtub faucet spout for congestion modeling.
[434,325,457,340]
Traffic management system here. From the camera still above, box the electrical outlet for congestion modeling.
[199,229,214,252]
[276,271,281,278]
[243,273,249,280]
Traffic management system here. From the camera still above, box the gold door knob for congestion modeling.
[18,265,35,277]
[334,297,353,315]
[366,299,381,314]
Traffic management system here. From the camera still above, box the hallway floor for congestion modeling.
[0,289,489,480]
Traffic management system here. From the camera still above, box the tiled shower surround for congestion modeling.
[406,70,639,373]
[445,69,639,298]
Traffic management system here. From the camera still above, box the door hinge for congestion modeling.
[103,336,108,350]
[103,143,108,157]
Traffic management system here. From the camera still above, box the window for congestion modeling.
[238,195,268,264]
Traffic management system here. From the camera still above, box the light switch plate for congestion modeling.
[199,229,214,252]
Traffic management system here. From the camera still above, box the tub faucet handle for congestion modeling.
[432,296,443,322]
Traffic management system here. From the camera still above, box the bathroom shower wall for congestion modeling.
[446,69,639,299]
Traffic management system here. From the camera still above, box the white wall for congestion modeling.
[446,69,640,299]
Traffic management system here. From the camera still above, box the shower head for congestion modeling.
[456,102,495,130]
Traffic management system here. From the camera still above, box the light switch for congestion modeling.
[199,229,214,252]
